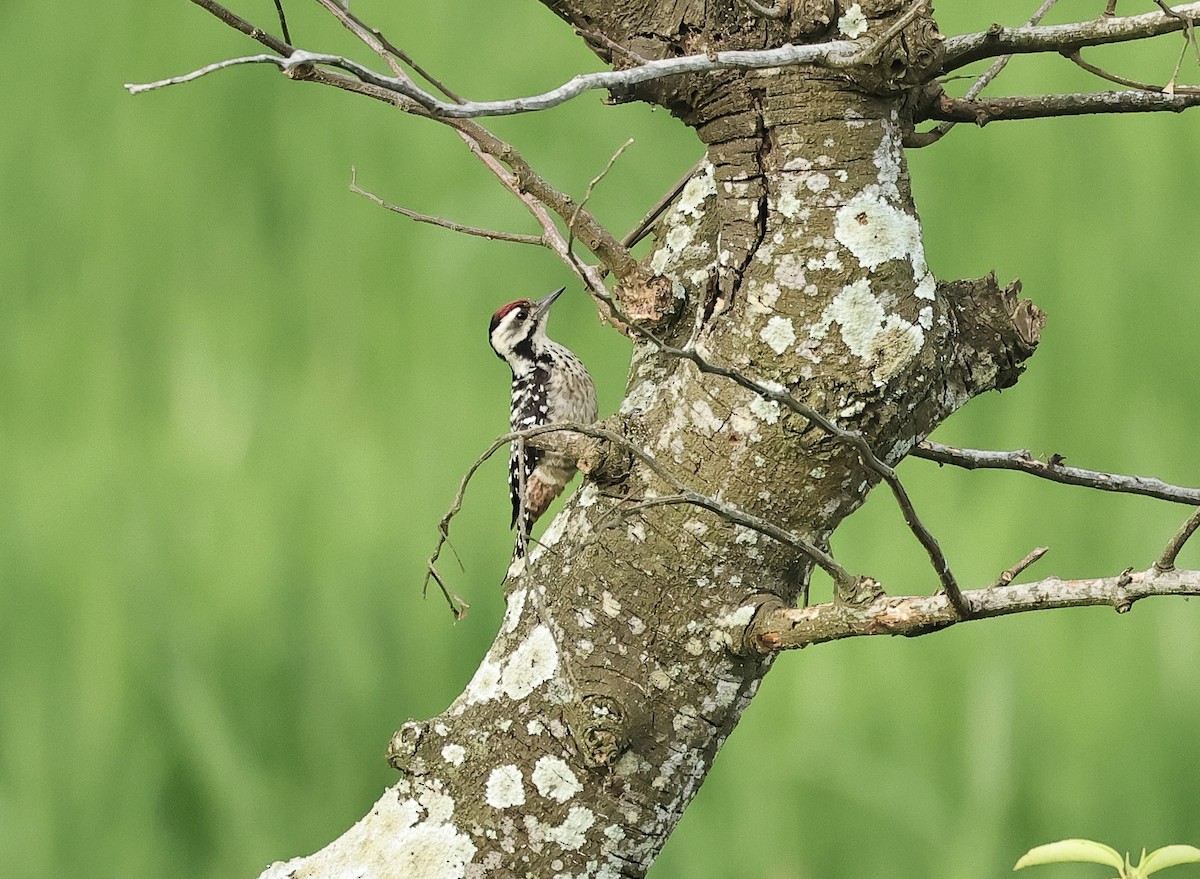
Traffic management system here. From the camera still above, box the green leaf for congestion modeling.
[1140,845,1200,875]
[1015,839,1126,872]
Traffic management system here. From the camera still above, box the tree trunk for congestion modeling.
[261,2,1042,876]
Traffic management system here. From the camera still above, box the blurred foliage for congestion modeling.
[0,1,1197,877]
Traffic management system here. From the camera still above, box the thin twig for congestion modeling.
[567,137,634,259]
[990,546,1050,588]
[1156,507,1200,571]
[349,167,545,246]
[272,0,292,44]
[914,441,1200,505]
[1066,48,1200,94]
[573,27,649,65]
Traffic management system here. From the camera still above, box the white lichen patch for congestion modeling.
[665,222,694,252]
[833,192,922,273]
[485,765,526,809]
[915,271,937,301]
[542,806,596,850]
[776,187,803,219]
[532,756,583,804]
[419,789,456,825]
[677,162,716,216]
[810,279,926,384]
[918,305,934,330]
[734,528,759,546]
[688,398,724,436]
[291,790,476,879]
[760,316,796,355]
[773,253,807,290]
[441,744,466,767]
[601,591,622,618]
[748,394,781,424]
[501,588,527,635]
[873,132,904,200]
[649,246,671,275]
[746,281,782,316]
[464,658,503,705]
[822,279,886,357]
[806,171,831,193]
[838,3,868,38]
[626,521,646,543]
[619,379,659,415]
[629,616,646,635]
[500,625,559,701]
[577,484,599,508]
[872,315,925,383]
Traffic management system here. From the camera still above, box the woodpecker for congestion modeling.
[489,286,598,559]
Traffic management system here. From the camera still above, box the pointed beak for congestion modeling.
[533,286,566,320]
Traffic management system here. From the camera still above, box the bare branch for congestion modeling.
[125,36,883,116]
[940,2,1200,73]
[349,167,545,246]
[923,88,1200,123]
[751,567,1200,652]
[1156,507,1200,571]
[914,441,1200,505]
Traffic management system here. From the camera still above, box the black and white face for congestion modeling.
[488,287,564,363]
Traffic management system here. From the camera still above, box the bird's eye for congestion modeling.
[517,309,528,321]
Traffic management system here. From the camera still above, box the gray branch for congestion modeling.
[913,441,1200,505]
[924,89,1200,124]
[941,2,1200,72]
[751,566,1200,651]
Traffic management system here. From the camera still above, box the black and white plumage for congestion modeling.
[489,287,598,559]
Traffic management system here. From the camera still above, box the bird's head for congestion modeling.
[488,286,564,365]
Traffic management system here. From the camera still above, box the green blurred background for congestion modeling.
[2,1,1198,876]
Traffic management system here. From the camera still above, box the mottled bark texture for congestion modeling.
[260,3,1043,877]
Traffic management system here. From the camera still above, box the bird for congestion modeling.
[489,286,598,559]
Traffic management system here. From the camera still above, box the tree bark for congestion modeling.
[260,3,1045,876]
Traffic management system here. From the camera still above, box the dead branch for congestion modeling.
[914,441,1200,504]
[751,566,1200,652]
